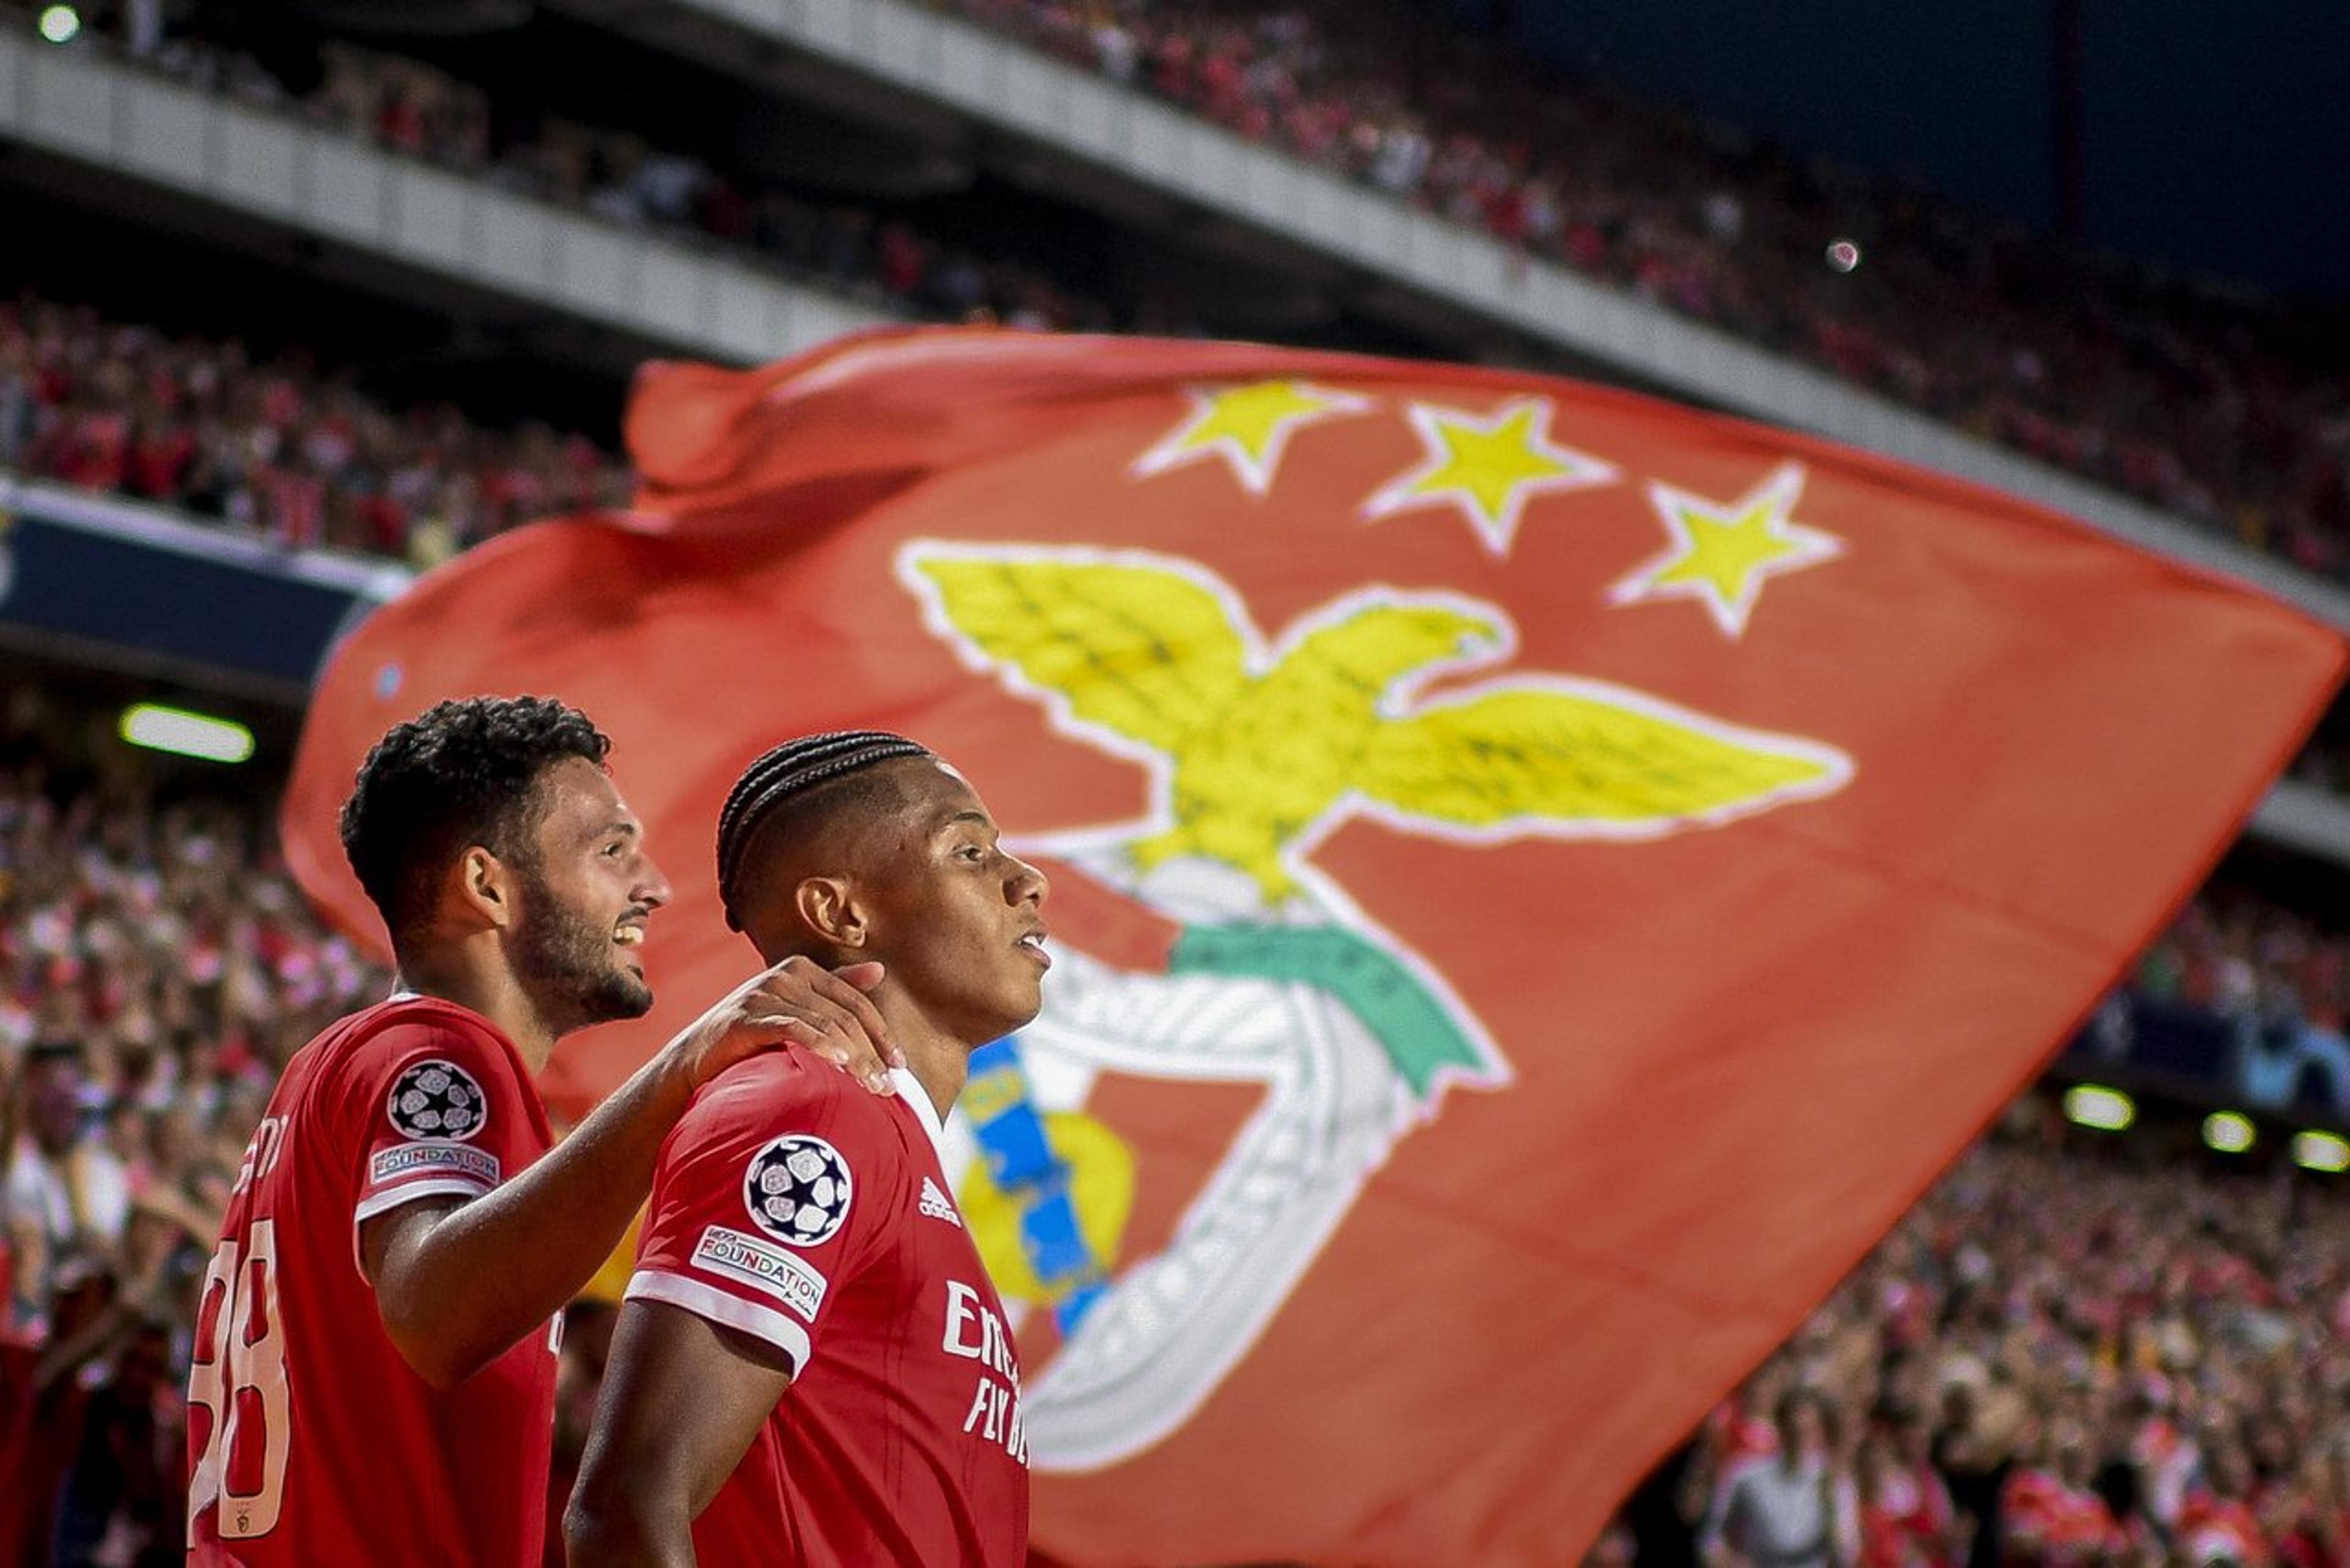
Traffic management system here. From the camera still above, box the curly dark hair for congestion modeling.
[339,696,611,949]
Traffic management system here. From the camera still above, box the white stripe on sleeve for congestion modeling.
[625,1269,812,1375]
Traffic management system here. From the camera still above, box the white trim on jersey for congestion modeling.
[626,1268,813,1375]
[349,1178,495,1275]
[354,1177,494,1224]
[889,1068,949,1167]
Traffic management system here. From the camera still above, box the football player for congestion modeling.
[567,731,1047,1566]
[188,696,899,1564]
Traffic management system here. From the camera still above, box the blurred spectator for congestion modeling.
[1854,1409,1961,1568]
[1999,1419,2126,1566]
[1699,1388,1860,1568]
[6,1044,132,1336]
[47,1216,183,1568]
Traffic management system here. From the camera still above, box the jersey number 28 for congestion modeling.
[188,1218,289,1543]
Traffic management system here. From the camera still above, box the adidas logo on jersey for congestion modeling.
[919,1176,963,1226]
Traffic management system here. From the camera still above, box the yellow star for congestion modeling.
[1362,398,1618,556]
[1132,379,1373,496]
[1608,462,1842,638]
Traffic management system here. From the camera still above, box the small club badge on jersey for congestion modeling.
[386,1058,490,1142]
[744,1135,852,1247]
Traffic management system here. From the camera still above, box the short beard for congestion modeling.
[511,868,653,1036]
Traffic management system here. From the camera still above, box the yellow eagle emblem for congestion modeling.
[904,543,1850,900]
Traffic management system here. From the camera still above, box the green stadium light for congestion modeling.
[37,5,80,43]
[2291,1130,2350,1174]
[2061,1083,2133,1133]
[2203,1112,2256,1154]
[118,703,255,764]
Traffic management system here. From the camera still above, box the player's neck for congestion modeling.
[844,969,977,1119]
[875,1001,969,1124]
[394,944,561,1075]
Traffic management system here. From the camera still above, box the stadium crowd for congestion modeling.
[6,0,2349,583]
[18,270,2350,829]
[2134,889,2350,1034]
[0,293,630,566]
[0,764,357,1565]
[931,0,2350,575]
[1,736,2348,1563]
[1655,1129,2350,1568]
[4,3,2350,1555]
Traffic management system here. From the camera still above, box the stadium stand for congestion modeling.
[4,0,2346,583]
[925,0,2350,576]
[1669,1123,2350,1568]
[0,292,628,565]
[1,0,2348,1562]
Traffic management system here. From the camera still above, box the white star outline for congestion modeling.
[1130,381,1376,496]
[1608,461,1845,638]
[1360,397,1620,558]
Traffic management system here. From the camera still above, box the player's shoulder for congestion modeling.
[338,994,515,1064]
[288,994,522,1102]
[688,1046,866,1124]
[679,1048,908,1153]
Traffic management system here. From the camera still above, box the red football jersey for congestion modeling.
[627,1053,1029,1567]
[187,995,559,1565]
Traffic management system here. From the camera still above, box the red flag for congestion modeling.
[283,326,2343,1566]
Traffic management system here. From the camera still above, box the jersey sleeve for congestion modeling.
[624,1061,904,1376]
[340,1017,536,1247]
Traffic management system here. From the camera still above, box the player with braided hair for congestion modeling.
[713,730,933,931]
[569,731,1048,1567]
[189,697,902,1567]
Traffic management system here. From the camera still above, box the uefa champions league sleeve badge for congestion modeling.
[744,1135,853,1247]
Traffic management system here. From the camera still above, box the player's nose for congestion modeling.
[635,854,674,910]
[1006,853,1048,908]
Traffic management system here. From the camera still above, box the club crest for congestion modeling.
[896,538,1852,1468]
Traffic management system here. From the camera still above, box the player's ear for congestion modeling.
[794,876,867,949]
[452,844,519,931]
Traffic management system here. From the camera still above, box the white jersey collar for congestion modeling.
[889,1068,950,1165]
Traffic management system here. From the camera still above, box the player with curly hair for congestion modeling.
[188,696,902,1566]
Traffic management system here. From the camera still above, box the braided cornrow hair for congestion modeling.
[715,730,933,930]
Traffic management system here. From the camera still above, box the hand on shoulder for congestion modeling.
[668,958,900,1094]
